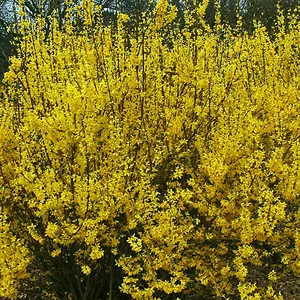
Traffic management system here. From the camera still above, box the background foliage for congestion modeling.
[0,0,299,299]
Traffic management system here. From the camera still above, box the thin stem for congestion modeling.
[109,252,114,300]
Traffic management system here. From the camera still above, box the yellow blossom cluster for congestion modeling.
[0,0,299,299]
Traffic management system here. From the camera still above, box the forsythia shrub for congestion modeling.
[0,0,299,299]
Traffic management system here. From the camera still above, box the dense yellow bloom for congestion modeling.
[0,0,299,299]
[0,215,31,299]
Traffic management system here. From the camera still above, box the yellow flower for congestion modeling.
[81,265,91,275]
[127,235,143,253]
[45,223,59,239]
[51,249,61,257]
[90,245,104,260]
[268,270,277,282]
